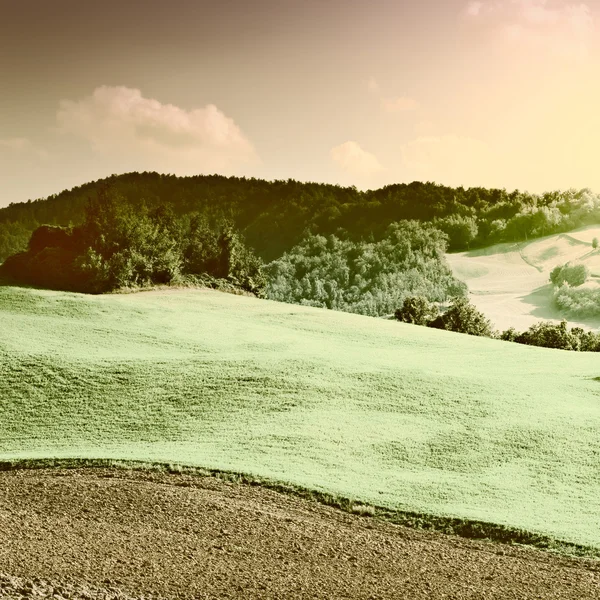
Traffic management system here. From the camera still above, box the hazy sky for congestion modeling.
[2,0,600,206]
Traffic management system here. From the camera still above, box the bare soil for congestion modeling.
[0,468,598,599]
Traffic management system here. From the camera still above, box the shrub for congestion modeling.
[429,297,494,337]
[593,237,598,250]
[553,284,600,318]
[394,296,439,325]
[500,327,518,342]
[514,320,581,351]
[550,263,589,287]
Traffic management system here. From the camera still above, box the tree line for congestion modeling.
[395,296,600,352]
[2,172,600,263]
[1,188,465,312]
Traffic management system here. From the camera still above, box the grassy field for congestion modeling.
[1,283,600,550]
[446,225,600,332]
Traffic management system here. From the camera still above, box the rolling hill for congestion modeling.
[2,282,600,551]
[447,225,600,331]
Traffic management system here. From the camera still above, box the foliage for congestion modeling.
[1,188,265,295]
[548,261,599,319]
[264,221,466,316]
[549,262,589,287]
[552,284,600,318]
[593,237,599,250]
[505,320,600,352]
[396,294,600,351]
[433,214,478,251]
[394,296,439,325]
[214,226,267,296]
[3,173,600,263]
[428,296,494,337]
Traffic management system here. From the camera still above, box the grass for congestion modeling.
[2,283,600,553]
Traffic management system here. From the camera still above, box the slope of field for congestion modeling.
[1,284,600,550]
[446,225,600,331]
[1,468,599,600]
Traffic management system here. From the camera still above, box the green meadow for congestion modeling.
[1,283,600,549]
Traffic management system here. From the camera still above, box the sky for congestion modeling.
[1,0,600,206]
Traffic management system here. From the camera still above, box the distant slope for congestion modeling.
[1,284,600,549]
[447,225,600,331]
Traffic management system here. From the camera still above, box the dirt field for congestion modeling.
[0,468,598,599]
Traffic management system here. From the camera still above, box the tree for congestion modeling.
[394,296,439,325]
[514,320,580,351]
[433,215,478,250]
[593,237,599,250]
[500,327,518,342]
[430,296,494,337]
[550,263,589,287]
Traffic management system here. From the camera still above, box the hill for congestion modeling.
[447,225,600,331]
[2,171,600,263]
[2,283,600,550]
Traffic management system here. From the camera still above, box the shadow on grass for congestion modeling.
[518,283,600,329]
[0,457,598,562]
[0,266,41,290]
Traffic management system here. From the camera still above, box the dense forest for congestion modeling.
[2,172,600,263]
[1,188,265,295]
[265,222,466,316]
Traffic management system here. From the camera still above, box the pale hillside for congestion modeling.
[446,225,600,332]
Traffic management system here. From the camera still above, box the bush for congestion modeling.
[500,327,518,342]
[497,320,600,352]
[429,297,494,337]
[593,237,598,250]
[550,263,589,287]
[394,296,439,325]
[553,284,600,318]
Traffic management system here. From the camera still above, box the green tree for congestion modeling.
[550,263,589,287]
[433,215,478,250]
[394,296,439,325]
[430,297,494,337]
[515,320,580,351]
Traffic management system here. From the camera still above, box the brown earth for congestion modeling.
[0,468,598,599]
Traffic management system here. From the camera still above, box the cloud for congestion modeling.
[56,86,258,173]
[463,0,595,58]
[381,96,419,112]
[330,141,384,177]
